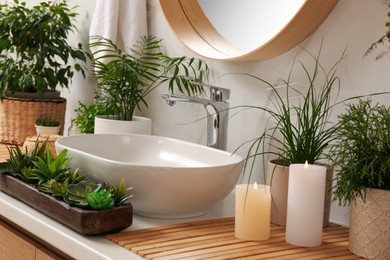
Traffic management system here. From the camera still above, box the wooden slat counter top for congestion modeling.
[107,217,362,260]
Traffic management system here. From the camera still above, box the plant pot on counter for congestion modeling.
[94,115,152,135]
[0,91,66,145]
[35,125,61,136]
[267,159,333,227]
[349,188,390,259]
[0,173,133,235]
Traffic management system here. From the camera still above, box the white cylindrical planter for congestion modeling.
[94,116,152,135]
[35,125,61,136]
[235,183,271,241]
[285,163,326,247]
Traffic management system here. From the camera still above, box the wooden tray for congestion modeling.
[0,173,133,236]
[107,218,363,260]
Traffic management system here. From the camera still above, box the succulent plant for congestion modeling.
[64,181,101,208]
[106,178,133,206]
[35,117,61,127]
[33,149,71,184]
[4,139,133,211]
[86,189,114,210]
[6,140,47,183]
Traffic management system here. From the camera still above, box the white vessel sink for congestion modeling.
[55,134,244,218]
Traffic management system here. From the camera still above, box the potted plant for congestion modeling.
[74,90,116,134]
[329,99,390,259]
[236,44,345,226]
[35,117,61,136]
[88,35,210,135]
[0,0,87,144]
[0,141,133,235]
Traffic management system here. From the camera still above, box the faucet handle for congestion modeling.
[191,81,230,102]
[209,86,230,102]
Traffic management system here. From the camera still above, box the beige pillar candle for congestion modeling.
[286,161,327,247]
[235,183,271,241]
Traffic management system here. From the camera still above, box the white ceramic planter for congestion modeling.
[35,125,61,136]
[94,115,152,135]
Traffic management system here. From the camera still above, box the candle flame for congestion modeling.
[254,182,258,189]
[304,160,308,169]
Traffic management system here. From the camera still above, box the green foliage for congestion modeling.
[0,0,87,97]
[106,178,133,206]
[33,149,71,184]
[65,181,101,208]
[6,140,47,183]
[364,4,390,57]
[74,90,115,133]
[329,99,390,205]
[35,117,60,127]
[235,43,344,182]
[86,189,114,210]
[88,35,210,121]
[4,139,133,210]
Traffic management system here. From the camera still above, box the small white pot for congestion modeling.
[94,115,152,135]
[35,125,61,136]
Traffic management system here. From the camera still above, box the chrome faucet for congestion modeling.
[161,83,230,150]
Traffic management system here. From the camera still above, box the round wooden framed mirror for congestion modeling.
[159,0,338,61]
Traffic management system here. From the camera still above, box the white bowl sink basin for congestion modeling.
[55,134,244,218]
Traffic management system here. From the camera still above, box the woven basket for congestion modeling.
[23,135,63,158]
[0,96,66,145]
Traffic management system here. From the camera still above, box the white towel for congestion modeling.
[90,0,119,44]
[90,0,148,51]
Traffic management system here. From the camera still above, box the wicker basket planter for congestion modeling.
[0,96,66,145]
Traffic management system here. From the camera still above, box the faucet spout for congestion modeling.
[161,85,230,150]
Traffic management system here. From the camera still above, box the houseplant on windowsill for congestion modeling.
[329,99,390,259]
[235,43,345,227]
[87,35,210,135]
[0,0,87,144]
[35,117,61,136]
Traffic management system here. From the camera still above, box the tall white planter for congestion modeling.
[94,116,152,135]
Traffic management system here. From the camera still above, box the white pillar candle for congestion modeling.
[286,162,327,247]
[235,183,271,241]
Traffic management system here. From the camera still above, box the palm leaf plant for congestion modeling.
[85,35,210,122]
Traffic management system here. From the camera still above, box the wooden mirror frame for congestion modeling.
[159,0,338,61]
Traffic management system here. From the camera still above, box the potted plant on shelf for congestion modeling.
[0,0,87,145]
[35,117,61,136]
[329,99,390,259]
[87,35,210,135]
[236,44,345,227]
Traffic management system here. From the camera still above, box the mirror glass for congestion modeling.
[198,0,305,53]
[159,0,338,61]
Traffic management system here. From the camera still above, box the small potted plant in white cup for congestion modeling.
[35,117,61,136]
